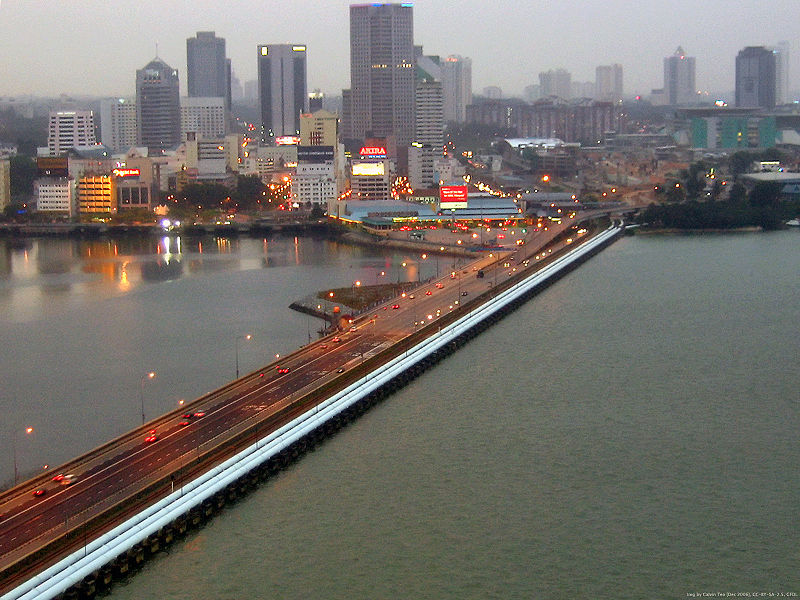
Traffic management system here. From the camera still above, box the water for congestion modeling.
[3,231,799,598]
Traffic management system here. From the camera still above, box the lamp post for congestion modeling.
[235,334,252,379]
[140,371,155,425]
[13,426,34,486]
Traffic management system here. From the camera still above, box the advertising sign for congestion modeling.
[352,162,385,177]
[359,146,387,158]
[439,185,468,209]
[112,168,140,178]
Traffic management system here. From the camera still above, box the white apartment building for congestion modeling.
[0,159,11,210]
[35,177,72,213]
[47,111,96,155]
[292,162,337,206]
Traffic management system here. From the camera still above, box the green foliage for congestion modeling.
[0,109,48,155]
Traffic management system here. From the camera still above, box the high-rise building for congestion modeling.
[186,32,230,109]
[441,55,472,123]
[735,46,776,109]
[773,41,790,106]
[539,69,572,99]
[596,64,623,102]
[136,58,181,154]
[180,97,227,139]
[663,47,696,105]
[99,98,137,153]
[0,159,10,210]
[257,44,308,141]
[47,110,97,155]
[347,3,415,147]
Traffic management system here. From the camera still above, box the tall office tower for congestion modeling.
[180,97,227,139]
[0,158,10,211]
[773,41,790,105]
[257,44,308,141]
[663,47,696,105]
[410,78,444,188]
[231,69,244,103]
[135,58,181,154]
[47,110,96,155]
[735,46,776,109]
[348,3,415,147]
[187,32,230,109]
[596,64,623,102]
[539,69,572,99]
[300,110,339,147]
[441,55,472,123]
[99,98,137,153]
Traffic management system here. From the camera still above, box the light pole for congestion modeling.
[235,334,253,379]
[13,426,34,486]
[140,371,155,425]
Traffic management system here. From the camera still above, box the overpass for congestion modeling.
[0,215,623,600]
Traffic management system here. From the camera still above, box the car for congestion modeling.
[144,429,158,443]
[179,420,191,427]
[277,367,291,374]
[336,367,345,373]
[392,304,400,309]
[52,473,65,482]
[435,282,444,289]
[425,290,432,295]
[259,372,265,377]
[332,337,341,343]
[408,294,415,299]
[321,344,328,349]
[181,413,193,420]
[382,306,389,310]
[32,489,46,497]
[60,474,76,486]
[193,411,206,418]
[461,291,468,296]
[349,326,357,332]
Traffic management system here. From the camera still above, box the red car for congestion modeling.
[52,473,65,482]
[392,304,400,309]
[144,429,158,443]
[193,411,206,418]
[32,489,46,497]
[277,367,291,374]
[425,290,432,295]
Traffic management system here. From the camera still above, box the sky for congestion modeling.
[0,0,797,101]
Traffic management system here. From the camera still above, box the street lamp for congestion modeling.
[235,334,253,379]
[140,371,155,425]
[13,426,34,486]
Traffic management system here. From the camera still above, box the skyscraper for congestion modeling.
[441,55,472,123]
[136,58,181,154]
[257,44,308,141]
[663,47,696,105]
[773,41,789,106]
[347,3,415,147]
[735,46,776,109]
[187,32,230,109]
[595,64,623,102]
[539,69,572,99]
[99,98,137,153]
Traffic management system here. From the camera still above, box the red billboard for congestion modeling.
[439,185,468,209]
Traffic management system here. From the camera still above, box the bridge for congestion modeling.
[0,213,623,600]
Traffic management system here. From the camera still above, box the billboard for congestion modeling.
[112,168,140,179]
[359,146,387,159]
[352,162,385,177]
[297,145,334,163]
[439,185,468,209]
[275,135,300,146]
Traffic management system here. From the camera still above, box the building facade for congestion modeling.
[347,3,415,147]
[180,97,227,139]
[664,47,696,105]
[539,69,572,99]
[735,46,777,109]
[186,31,230,109]
[136,58,181,154]
[76,174,115,214]
[0,158,10,210]
[257,44,308,141]
[595,64,623,102]
[47,111,96,155]
[34,178,72,213]
[99,98,137,153]
[441,55,472,123]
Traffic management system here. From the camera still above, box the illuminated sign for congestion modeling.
[352,162,385,177]
[260,47,268,56]
[112,168,140,178]
[275,135,300,146]
[439,185,468,209]
[292,45,306,52]
[359,146,387,158]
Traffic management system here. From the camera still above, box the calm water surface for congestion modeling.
[3,231,798,598]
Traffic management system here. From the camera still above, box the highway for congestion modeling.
[0,212,604,589]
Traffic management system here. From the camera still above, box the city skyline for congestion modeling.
[0,0,798,102]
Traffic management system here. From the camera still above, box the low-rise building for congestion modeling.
[35,177,72,214]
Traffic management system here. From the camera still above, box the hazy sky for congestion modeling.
[0,0,797,100]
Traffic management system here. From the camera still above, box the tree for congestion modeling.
[9,155,37,201]
[728,151,755,179]
[748,182,781,208]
